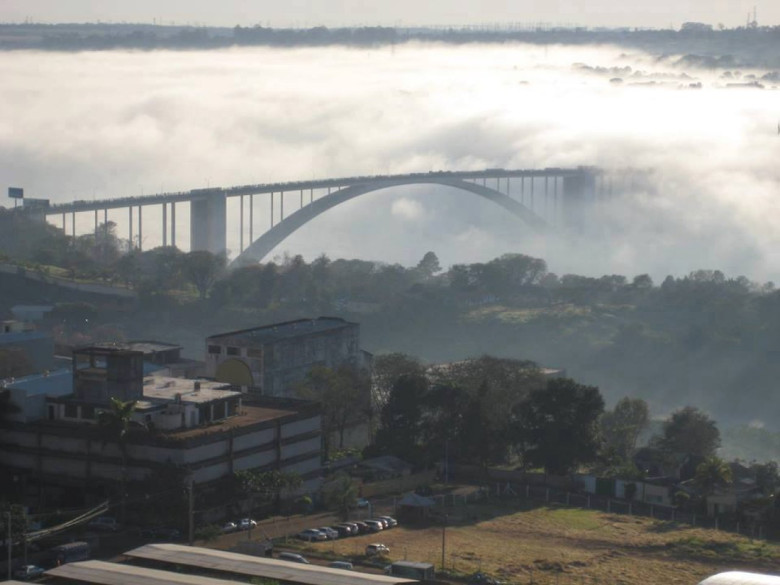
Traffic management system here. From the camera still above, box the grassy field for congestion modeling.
[292,502,780,585]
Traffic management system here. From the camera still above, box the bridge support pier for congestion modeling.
[562,169,597,230]
[137,205,143,251]
[162,203,167,247]
[190,190,227,255]
[171,203,176,248]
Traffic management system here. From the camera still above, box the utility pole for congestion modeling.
[440,515,447,570]
[187,478,195,546]
[6,512,12,581]
[22,509,27,565]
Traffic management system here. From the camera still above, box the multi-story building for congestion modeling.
[0,347,323,506]
[205,317,371,395]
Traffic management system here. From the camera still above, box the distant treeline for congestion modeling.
[4,208,780,430]
[3,22,780,67]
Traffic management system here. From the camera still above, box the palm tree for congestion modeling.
[97,398,137,521]
[694,456,733,502]
[325,473,358,521]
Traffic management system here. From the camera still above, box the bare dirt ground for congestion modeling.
[287,502,780,585]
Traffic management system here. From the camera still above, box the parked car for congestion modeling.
[13,565,45,580]
[365,543,390,556]
[141,526,181,540]
[354,521,371,534]
[329,561,354,570]
[317,526,339,540]
[154,527,182,540]
[364,520,384,532]
[239,518,257,530]
[297,528,327,542]
[220,521,238,534]
[377,516,398,527]
[278,552,309,563]
[356,498,370,508]
[333,524,353,538]
[338,522,359,535]
[87,516,120,532]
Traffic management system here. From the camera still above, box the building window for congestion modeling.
[81,405,95,419]
[208,345,222,355]
[64,404,78,418]
[246,347,262,358]
[227,347,240,356]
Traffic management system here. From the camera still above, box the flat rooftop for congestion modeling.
[2,368,71,396]
[125,544,415,585]
[141,376,240,405]
[94,340,182,354]
[207,317,355,344]
[158,403,299,439]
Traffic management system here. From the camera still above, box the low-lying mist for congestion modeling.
[2,42,780,281]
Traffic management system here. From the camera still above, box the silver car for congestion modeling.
[297,528,327,541]
[317,526,339,539]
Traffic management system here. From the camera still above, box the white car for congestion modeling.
[220,521,238,533]
[365,543,390,556]
[14,565,45,580]
[239,518,257,530]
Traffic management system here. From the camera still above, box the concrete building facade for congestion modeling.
[205,317,370,396]
[0,320,55,374]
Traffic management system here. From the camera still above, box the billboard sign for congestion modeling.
[23,198,50,209]
[8,187,24,199]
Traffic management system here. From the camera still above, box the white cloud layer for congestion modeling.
[2,43,780,281]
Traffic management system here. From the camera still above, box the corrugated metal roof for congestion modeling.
[207,317,355,344]
[125,543,416,585]
[45,560,242,585]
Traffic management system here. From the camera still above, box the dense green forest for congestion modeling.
[2,209,780,454]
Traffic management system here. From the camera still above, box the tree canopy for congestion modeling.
[601,397,650,461]
[515,378,605,475]
[295,365,370,454]
[653,406,721,457]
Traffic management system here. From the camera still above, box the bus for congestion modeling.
[51,541,90,565]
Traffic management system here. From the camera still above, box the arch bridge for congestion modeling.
[40,168,603,263]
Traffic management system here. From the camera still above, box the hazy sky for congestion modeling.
[0,0,777,29]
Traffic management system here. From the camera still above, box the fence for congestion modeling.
[464,481,767,540]
[358,470,437,499]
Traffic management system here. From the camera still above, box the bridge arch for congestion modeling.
[233,177,548,264]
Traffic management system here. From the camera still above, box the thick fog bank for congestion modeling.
[2,43,780,281]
